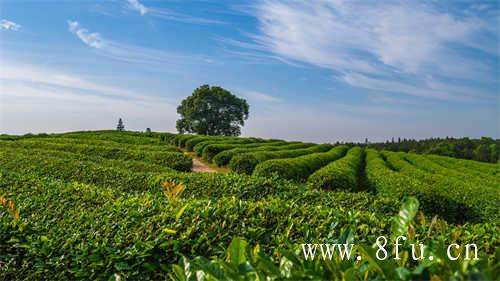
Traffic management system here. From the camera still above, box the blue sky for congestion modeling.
[0,0,498,142]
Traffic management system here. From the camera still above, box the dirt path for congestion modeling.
[191,157,217,172]
[181,149,228,173]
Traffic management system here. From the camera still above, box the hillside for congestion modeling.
[0,131,498,280]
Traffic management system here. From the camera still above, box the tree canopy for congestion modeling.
[176,85,249,136]
[116,118,125,131]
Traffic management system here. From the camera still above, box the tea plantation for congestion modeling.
[0,131,498,280]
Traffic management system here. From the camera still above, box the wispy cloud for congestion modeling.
[1,63,154,101]
[1,19,22,31]
[124,0,224,25]
[68,20,104,48]
[66,20,213,67]
[0,62,179,134]
[240,1,497,101]
[127,0,147,15]
[238,89,282,103]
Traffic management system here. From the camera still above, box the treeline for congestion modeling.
[367,137,499,163]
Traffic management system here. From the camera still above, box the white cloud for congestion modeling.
[0,63,178,134]
[252,1,485,73]
[341,73,450,100]
[147,8,225,25]
[127,0,147,15]
[238,89,282,103]
[124,0,224,24]
[244,1,496,101]
[66,20,212,67]
[1,19,21,31]
[68,20,104,48]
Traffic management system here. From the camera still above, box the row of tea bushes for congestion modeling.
[404,153,497,189]
[200,141,287,161]
[188,136,242,152]
[425,154,498,178]
[0,139,191,171]
[4,137,181,152]
[1,170,496,280]
[252,145,348,180]
[0,148,161,192]
[171,199,498,281]
[365,150,467,223]
[307,147,364,190]
[228,144,333,174]
[192,138,267,156]
[52,130,174,145]
[366,150,499,223]
[212,142,315,166]
[382,151,499,223]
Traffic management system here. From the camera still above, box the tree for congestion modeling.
[116,118,125,131]
[176,85,249,136]
[473,144,491,162]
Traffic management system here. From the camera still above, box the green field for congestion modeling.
[0,131,498,280]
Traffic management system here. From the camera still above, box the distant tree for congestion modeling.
[176,85,249,136]
[116,118,125,131]
[146,128,151,133]
[490,143,499,162]
[473,144,491,162]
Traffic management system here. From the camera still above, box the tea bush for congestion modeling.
[253,145,348,180]
[307,147,364,190]
[382,151,499,223]
[365,150,498,223]
[212,142,315,166]
[172,198,498,281]
[191,137,262,156]
[229,144,333,174]
[1,131,498,279]
[0,140,191,171]
[201,141,286,161]
[1,171,497,280]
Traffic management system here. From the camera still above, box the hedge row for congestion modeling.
[382,151,499,223]
[425,154,498,178]
[0,149,163,191]
[0,140,192,171]
[192,138,263,155]
[365,150,465,223]
[1,170,496,280]
[307,147,363,190]
[3,137,181,153]
[212,142,315,166]
[171,134,198,147]
[404,153,497,189]
[366,150,498,223]
[186,136,235,151]
[252,145,348,180]
[229,144,333,174]
[53,130,169,145]
[200,141,286,161]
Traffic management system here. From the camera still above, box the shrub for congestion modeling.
[201,141,285,161]
[1,170,495,280]
[174,134,198,148]
[212,142,314,166]
[382,151,498,223]
[191,138,259,155]
[0,140,192,172]
[365,150,499,223]
[253,145,348,180]
[307,147,363,190]
[229,144,333,174]
[184,136,213,151]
